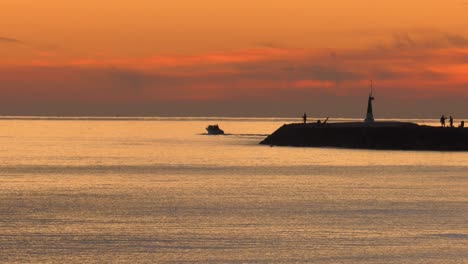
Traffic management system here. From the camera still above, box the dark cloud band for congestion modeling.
[0,37,21,43]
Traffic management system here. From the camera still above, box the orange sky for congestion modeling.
[1,1,468,117]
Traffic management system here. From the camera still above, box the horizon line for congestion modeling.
[0,115,452,121]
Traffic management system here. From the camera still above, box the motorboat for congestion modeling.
[206,124,224,135]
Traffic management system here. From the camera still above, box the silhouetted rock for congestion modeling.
[260,122,468,151]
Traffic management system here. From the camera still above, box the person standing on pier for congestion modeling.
[303,113,307,124]
[449,116,454,128]
[440,115,446,127]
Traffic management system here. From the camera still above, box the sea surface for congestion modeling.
[0,117,466,263]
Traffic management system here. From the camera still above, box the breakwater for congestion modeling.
[260,122,468,151]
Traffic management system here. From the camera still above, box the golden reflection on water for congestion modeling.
[0,119,467,263]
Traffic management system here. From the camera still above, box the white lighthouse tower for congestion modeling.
[364,81,375,123]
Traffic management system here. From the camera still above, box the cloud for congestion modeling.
[444,33,468,46]
[0,36,60,52]
[254,41,289,49]
[0,36,21,44]
[1,32,468,117]
[387,32,468,51]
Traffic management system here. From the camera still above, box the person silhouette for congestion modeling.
[460,121,465,128]
[440,115,446,127]
[303,113,307,124]
[449,116,454,128]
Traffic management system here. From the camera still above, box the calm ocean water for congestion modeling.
[0,118,466,263]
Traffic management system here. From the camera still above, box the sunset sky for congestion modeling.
[1,1,468,117]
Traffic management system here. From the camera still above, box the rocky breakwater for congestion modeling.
[260,122,468,151]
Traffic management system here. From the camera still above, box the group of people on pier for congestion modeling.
[440,115,464,128]
[303,112,465,128]
[302,113,328,126]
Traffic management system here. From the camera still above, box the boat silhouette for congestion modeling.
[206,124,224,135]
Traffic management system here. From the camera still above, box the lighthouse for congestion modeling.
[364,81,375,123]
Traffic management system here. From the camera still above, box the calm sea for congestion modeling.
[0,117,466,263]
